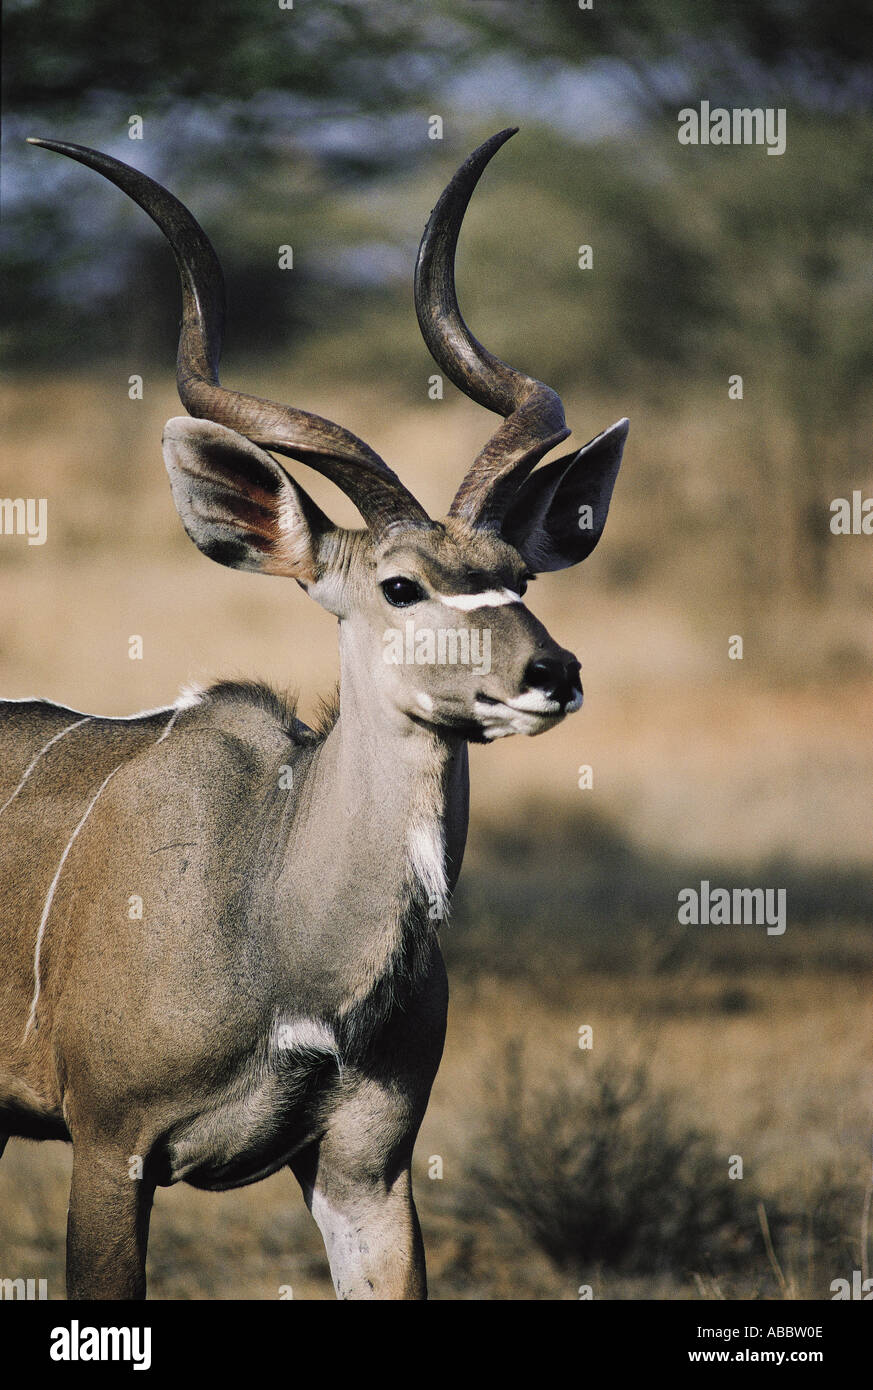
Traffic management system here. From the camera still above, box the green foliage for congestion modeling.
[5,0,873,376]
[4,0,438,112]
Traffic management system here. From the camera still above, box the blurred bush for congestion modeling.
[474,1043,755,1275]
[470,1043,864,1290]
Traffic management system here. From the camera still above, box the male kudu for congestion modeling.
[0,129,627,1299]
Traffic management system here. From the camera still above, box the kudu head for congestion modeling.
[30,129,627,742]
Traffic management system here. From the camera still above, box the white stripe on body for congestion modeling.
[22,707,182,1042]
[0,716,92,820]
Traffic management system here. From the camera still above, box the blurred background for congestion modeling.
[1,0,871,1299]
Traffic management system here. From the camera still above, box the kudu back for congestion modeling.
[0,129,627,1299]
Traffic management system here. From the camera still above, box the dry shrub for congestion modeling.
[475,1045,757,1277]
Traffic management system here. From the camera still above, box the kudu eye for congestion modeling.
[381,576,425,608]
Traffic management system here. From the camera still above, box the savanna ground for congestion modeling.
[1,375,871,1298]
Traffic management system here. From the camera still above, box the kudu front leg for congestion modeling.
[293,1156,426,1300]
[66,1143,155,1299]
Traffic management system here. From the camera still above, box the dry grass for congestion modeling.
[1,969,869,1299]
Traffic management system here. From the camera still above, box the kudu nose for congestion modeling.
[523,656,582,706]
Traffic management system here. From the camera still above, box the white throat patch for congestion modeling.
[407,815,448,921]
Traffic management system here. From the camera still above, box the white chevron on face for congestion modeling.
[435,588,522,611]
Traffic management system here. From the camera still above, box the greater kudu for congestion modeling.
[0,129,627,1299]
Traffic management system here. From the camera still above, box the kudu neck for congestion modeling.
[314,622,471,890]
[333,620,460,762]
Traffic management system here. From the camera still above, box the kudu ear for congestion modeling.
[162,418,338,585]
[500,418,628,573]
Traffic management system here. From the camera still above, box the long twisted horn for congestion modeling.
[415,128,571,530]
[28,137,433,540]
